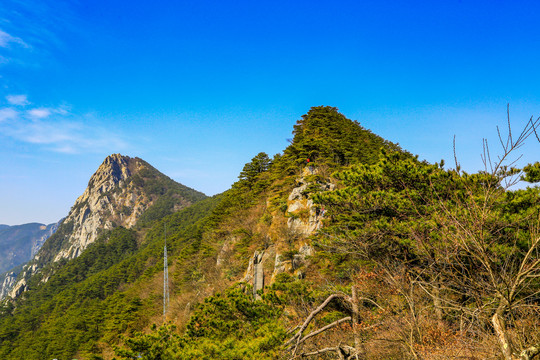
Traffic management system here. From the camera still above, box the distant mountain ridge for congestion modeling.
[0,222,59,274]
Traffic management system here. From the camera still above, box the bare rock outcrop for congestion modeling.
[0,272,16,299]
[0,221,61,299]
[286,168,334,235]
[31,222,61,257]
[272,243,314,282]
[52,154,153,261]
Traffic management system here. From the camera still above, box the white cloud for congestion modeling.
[55,106,68,115]
[0,107,18,122]
[0,29,28,48]
[6,94,29,106]
[0,101,129,154]
[27,108,51,119]
[16,121,77,144]
[52,144,77,154]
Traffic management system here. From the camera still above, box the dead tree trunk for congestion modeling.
[286,285,380,360]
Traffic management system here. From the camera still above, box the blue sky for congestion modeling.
[1,0,540,225]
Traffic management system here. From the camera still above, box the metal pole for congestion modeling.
[163,224,169,318]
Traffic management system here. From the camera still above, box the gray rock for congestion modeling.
[286,170,334,236]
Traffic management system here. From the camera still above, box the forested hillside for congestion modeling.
[1,106,539,360]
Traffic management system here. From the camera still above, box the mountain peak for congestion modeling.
[102,153,131,176]
[88,153,133,192]
[2,154,206,300]
[284,105,403,166]
[104,153,128,162]
[39,154,205,263]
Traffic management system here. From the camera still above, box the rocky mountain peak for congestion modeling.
[39,154,204,264]
[84,154,133,197]
[98,153,131,180]
[3,154,206,299]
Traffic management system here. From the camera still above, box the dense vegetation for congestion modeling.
[116,284,286,360]
[287,106,401,164]
[0,106,539,359]
[129,159,207,227]
[0,195,221,359]
[317,160,540,358]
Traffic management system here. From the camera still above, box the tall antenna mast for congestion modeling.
[163,224,170,318]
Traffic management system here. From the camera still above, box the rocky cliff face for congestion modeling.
[39,153,205,263]
[49,155,149,261]
[0,271,16,299]
[31,222,60,257]
[235,167,333,297]
[3,154,206,299]
[286,167,334,235]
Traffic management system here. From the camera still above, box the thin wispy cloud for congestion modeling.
[0,101,129,154]
[0,0,78,74]
[6,94,29,106]
[14,120,81,144]
[0,107,18,122]
[27,108,51,119]
[0,29,28,48]
[0,28,31,66]
[0,0,77,68]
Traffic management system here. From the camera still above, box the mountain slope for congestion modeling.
[0,106,414,359]
[0,195,221,360]
[4,154,206,300]
[0,222,60,299]
[110,107,540,360]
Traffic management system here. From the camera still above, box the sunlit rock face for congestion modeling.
[52,154,153,261]
[286,168,334,235]
[31,222,60,257]
[0,272,16,299]
[3,153,204,300]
